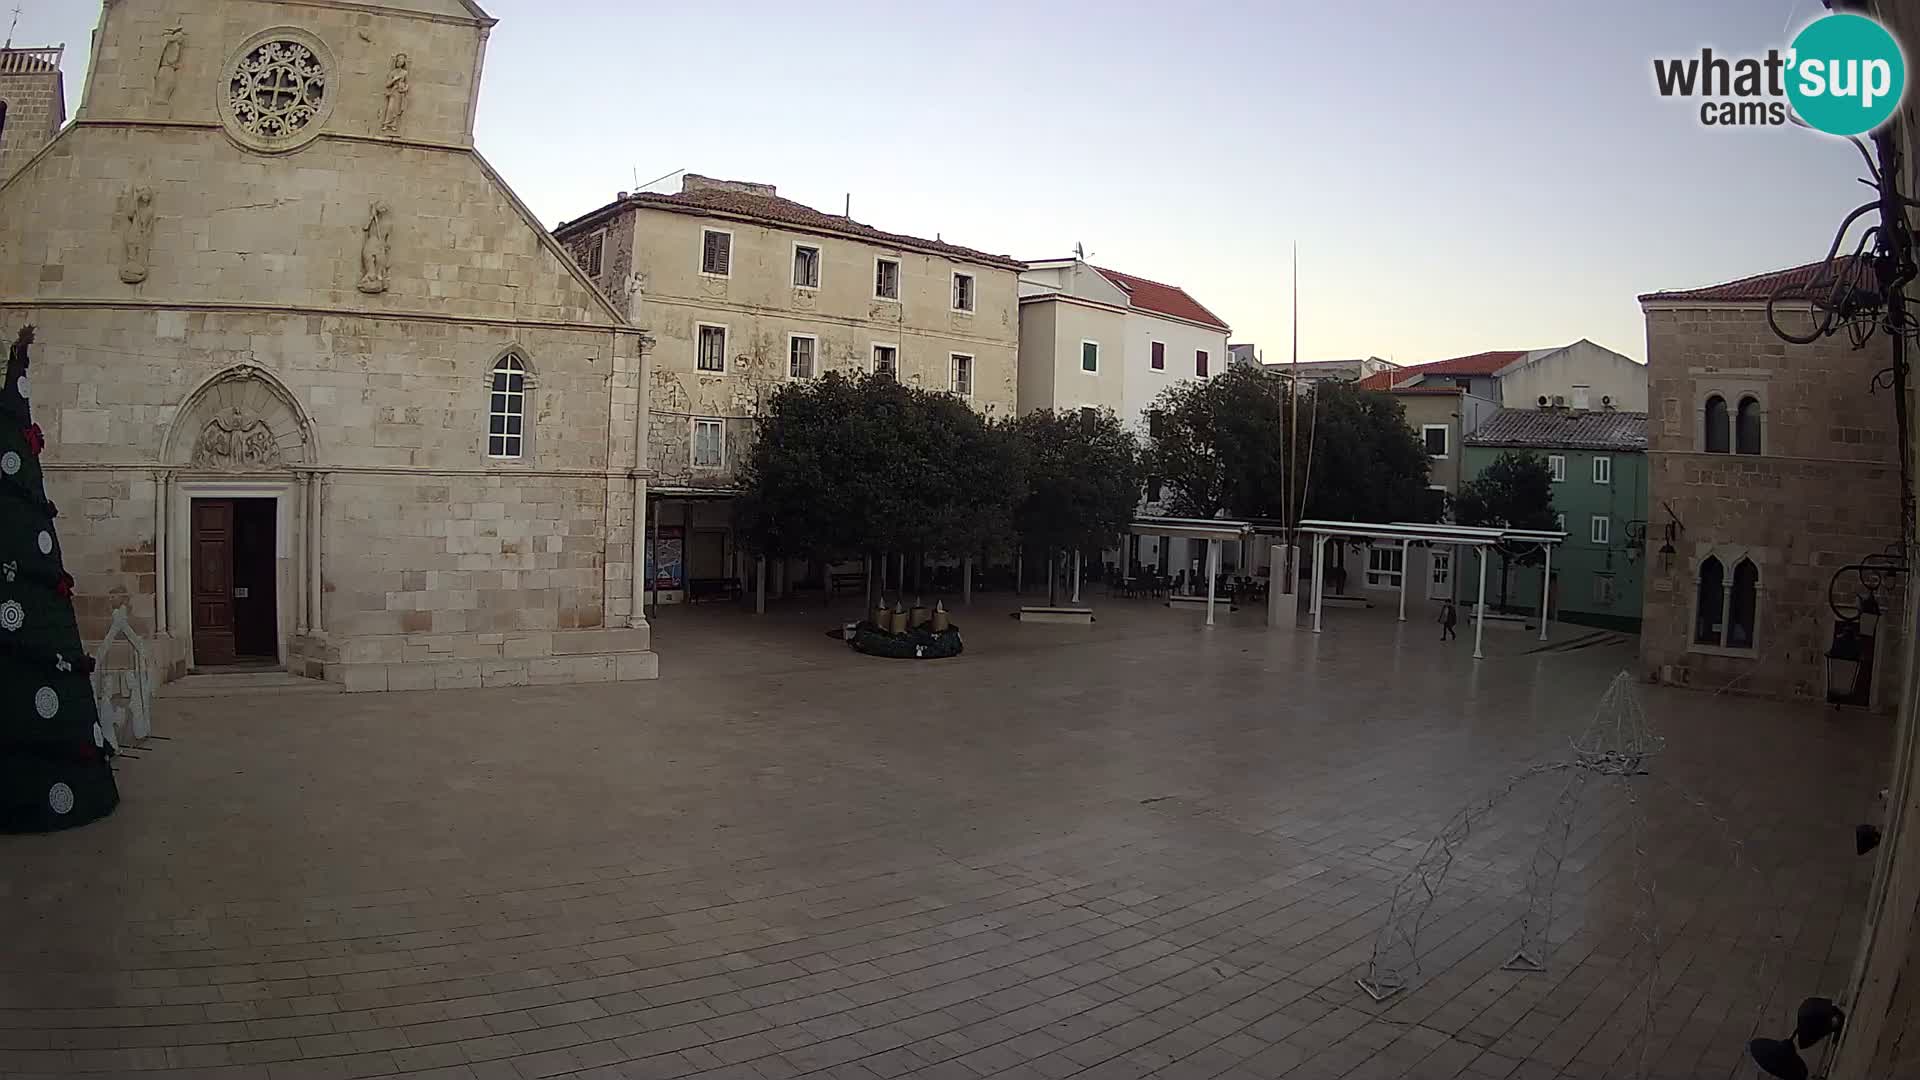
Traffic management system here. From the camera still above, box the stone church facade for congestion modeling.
[0,0,658,691]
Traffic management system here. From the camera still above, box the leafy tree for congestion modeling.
[735,373,1020,591]
[1453,450,1557,609]
[1145,365,1287,519]
[1008,408,1143,604]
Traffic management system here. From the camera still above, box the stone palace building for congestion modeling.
[0,0,658,691]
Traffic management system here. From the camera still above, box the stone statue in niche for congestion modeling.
[153,26,186,113]
[191,409,282,471]
[623,272,645,323]
[380,53,410,134]
[117,185,156,285]
[357,200,392,294]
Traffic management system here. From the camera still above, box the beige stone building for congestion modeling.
[0,0,657,691]
[554,176,1021,602]
[0,45,64,183]
[1638,258,1903,709]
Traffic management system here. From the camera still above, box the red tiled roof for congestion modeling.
[1357,370,1397,390]
[1637,255,1865,303]
[1465,408,1649,452]
[557,186,1023,270]
[1090,267,1231,331]
[1405,350,1528,377]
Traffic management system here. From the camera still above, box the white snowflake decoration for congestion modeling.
[55,653,70,672]
[0,450,18,475]
[33,685,57,719]
[47,783,74,815]
[1,561,13,581]
[0,599,22,631]
[36,531,51,555]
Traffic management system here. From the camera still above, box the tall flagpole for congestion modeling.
[1289,243,1300,580]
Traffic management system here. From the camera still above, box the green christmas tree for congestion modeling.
[0,326,118,832]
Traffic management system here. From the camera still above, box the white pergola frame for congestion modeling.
[1298,519,1566,659]
[1126,516,1255,627]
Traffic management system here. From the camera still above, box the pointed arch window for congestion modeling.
[1704,395,1730,454]
[1694,556,1724,645]
[1728,559,1758,648]
[488,352,527,459]
[1735,396,1762,455]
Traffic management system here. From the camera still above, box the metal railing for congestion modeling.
[0,46,63,76]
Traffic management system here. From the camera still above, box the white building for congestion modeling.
[1016,257,1232,580]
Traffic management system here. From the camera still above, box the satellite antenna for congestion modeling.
[1072,241,1085,261]
[5,6,21,49]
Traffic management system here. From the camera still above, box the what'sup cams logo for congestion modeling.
[1654,12,1906,136]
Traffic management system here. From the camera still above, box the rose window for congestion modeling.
[227,40,327,140]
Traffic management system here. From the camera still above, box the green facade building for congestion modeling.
[1462,408,1648,632]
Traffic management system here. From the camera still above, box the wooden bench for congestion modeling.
[829,571,866,596]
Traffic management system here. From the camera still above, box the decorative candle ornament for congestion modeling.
[888,602,907,634]
[931,601,950,632]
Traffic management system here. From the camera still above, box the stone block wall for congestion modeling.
[0,53,64,182]
[1641,303,1905,708]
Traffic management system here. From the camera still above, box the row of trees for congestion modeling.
[733,368,1557,605]
[734,374,1142,604]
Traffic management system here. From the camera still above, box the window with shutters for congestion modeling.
[700,228,732,277]
[792,243,821,289]
[872,344,897,378]
[951,272,975,312]
[696,324,727,373]
[788,334,816,379]
[574,230,604,277]
[874,257,900,301]
[691,418,724,469]
[951,353,973,396]
[487,352,527,460]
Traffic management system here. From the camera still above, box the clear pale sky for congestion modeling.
[19,0,1883,364]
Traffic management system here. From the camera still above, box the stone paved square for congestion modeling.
[0,599,1885,1079]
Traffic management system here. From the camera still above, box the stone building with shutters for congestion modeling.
[0,0,658,691]
[1638,255,1903,709]
[553,175,1021,604]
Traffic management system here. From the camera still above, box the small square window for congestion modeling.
[696,324,727,373]
[1196,349,1210,377]
[691,418,724,469]
[1590,515,1611,545]
[700,229,731,276]
[1151,341,1165,370]
[789,335,816,379]
[874,258,901,301]
[1548,454,1566,482]
[1592,456,1612,484]
[951,353,973,396]
[1422,425,1449,458]
[1081,341,1100,373]
[872,344,898,378]
[792,244,821,289]
[952,272,975,312]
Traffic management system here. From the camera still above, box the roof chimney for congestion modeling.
[682,174,777,198]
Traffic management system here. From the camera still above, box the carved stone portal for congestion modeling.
[118,185,156,285]
[190,408,283,471]
[380,53,410,134]
[358,200,392,294]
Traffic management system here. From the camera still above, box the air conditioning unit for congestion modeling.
[1601,395,1613,407]
[1552,395,1567,407]
[1537,395,1549,408]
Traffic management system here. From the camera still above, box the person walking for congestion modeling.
[1439,599,1458,641]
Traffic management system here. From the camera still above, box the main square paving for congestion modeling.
[0,596,1890,1080]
